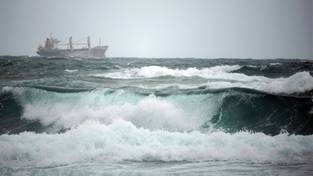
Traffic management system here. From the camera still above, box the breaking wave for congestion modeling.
[93,65,242,79]
[1,120,313,168]
[1,57,313,174]
[92,66,313,94]
[1,86,312,135]
[206,71,313,94]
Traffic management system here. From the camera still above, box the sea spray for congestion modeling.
[1,57,313,175]
[1,86,312,135]
[1,120,313,168]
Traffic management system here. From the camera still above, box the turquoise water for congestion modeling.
[1,56,313,175]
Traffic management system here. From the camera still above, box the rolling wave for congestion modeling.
[92,65,242,79]
[1,120,313,168]
[1,57,313,174]
[91,66,313,94]
[1,86,312,135]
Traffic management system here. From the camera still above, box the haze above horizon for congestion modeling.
[0,0,312,59]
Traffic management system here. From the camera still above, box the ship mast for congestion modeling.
[87,36,91,49]
[69,36,73,50]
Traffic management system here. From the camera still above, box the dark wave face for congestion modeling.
[1,56,313,175]
[209,88,313,135]
[1,87,313,136]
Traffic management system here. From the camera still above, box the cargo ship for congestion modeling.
[37,35,108,58]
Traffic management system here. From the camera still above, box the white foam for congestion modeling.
[8,88,216,131]
[206,71,313,94]
[246,65,258,68]
[265,72,313,94]
[269,63,282,66]
[93,65,242,79]
[1,120,313,168]
[64,69,78,73]
[3,71,313,134]
[92,66,313,94]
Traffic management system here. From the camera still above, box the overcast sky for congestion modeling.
[0,0,312,58]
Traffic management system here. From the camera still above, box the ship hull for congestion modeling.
[37,46,108,58]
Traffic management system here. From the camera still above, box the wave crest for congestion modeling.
[93,65,242,79]
[92,65,313,94]
[1,120,313,168]
[1,86,313,135]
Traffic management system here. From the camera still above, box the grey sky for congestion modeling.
[0,0,312,58]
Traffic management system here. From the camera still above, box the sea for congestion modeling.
[1,56,313,176]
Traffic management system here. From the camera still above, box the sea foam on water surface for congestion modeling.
[93,65,243,79]
[1,60,313,173]
[6,87,215,131]
[1,84,313,168]
[1,120,313,168]
[92,65,313,94]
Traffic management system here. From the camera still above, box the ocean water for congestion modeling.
[1,56,313,176]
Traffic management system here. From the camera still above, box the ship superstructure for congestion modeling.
[37,35,108,58]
